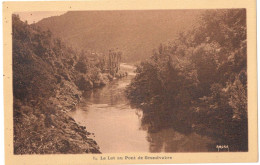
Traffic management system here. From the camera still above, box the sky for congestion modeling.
[14,11,67,24]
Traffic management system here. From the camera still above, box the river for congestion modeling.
[69,63,215,153]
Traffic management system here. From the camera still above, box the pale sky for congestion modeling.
[14,11,67,24]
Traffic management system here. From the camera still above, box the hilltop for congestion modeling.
[36,10,202,62]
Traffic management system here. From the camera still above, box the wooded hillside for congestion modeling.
[13,14,104,154]
[36,10,201,62]
[126,9,247,151]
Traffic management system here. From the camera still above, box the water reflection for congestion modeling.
[147,129,215,152]
[69,63,216,153]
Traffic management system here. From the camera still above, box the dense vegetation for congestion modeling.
[12,14,120,154]
[36,10,201,62]
[126,9,247,151]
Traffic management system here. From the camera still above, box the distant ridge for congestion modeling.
[36,10,203,62]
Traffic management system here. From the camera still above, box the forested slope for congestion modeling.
[12,15,106,154]
[126,9,247,151]
[36,10,201,62]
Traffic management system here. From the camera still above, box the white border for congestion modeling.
[0,0,259,165]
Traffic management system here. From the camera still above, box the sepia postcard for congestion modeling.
[3,0,258,164]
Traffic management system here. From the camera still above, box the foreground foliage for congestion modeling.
[12,15,103,154]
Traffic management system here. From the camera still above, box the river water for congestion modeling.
[69,63,215,153]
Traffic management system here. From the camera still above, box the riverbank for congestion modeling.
[14,98,101,154]
[13,62,103,154]
[69,65,151,153]
[13,15,122,154]
[125,9,248,152]
[14,67,129,154]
